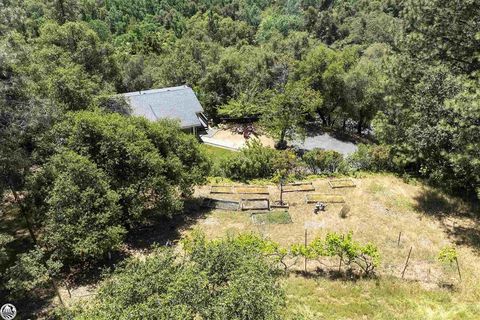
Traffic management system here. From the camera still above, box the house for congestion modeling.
[122,85,208,134]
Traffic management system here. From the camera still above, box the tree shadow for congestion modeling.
[126,197,212,251]
[66,198,213,288]
[448,224,480,253]
[291,267,372,282]
[413,188,480,253]
[414,189,479,218]
[7,290,55,319]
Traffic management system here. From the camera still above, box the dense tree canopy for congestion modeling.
[38,111,210,225]
[61,234,284,319]
[0,0,479,312]
[28,151,125,264]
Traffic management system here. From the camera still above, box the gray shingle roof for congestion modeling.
[123,85,204,128]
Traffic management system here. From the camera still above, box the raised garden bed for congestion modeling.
[241,198,270,211]
[235,186,269,195]
[202,198,240,211]
[251,210,292,225]
[271,201,290,209]
[210,185,234,194]
[288,181,313,186]
[306,193,345,203]
[328,179,356,188]
[283,183,315,192]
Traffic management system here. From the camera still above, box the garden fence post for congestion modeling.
[401,246,413,279]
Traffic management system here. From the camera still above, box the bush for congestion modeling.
[339,205,351,218]
[27,151,126,265]
[38,111,210,225]
[221,140,279,180]
[348,143,393,172]
[292,232,380,276]
[64,233,284,320]
[302,149,344,174]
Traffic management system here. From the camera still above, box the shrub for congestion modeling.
[65,233,284,319]
[348,143,393,172]
[221,140,279,180]
[293,232,380,276]
[339,205,351,218]
[438,245,458,264]
[38,111,210,225]
[302,149,344,174]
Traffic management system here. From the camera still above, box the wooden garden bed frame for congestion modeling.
[283,183,315,192]
[328,179,356,188]
[240,198,270,211]
[202,198,240,211]
[210,185,235,194]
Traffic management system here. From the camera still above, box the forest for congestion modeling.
[0,0,479,318]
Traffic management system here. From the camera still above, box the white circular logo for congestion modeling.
[0,304,16,320]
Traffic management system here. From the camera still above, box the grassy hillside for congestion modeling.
[191,174,480,319]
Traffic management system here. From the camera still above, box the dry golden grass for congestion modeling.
[234,186,269,194]
[191,174,480,319]
[210,185,234,194]
[328,178,356,188]
[306,193,345,203]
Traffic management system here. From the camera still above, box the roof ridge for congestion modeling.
[122,85,190,97]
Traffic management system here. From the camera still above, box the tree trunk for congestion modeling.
[357,121,362,135]
[319,113,328,126]
[52,279,65,306]
[276,129,287,149]
[58,0,67,24]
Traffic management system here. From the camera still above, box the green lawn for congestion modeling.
[251,210,292,224]
[200,144,236,164]
[283,276,480,320]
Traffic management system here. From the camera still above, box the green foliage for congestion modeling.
[94,95,132,115]
[294,44,357,126]
[272,149,298,180]
[302,148,344,174]
[256,10,303,42]
[5,247,62,298]
[438,246,458,265]
[68,233,284,319]
[252,210,292,225]
[39,111,210,224]
[401,0,479,74]
[1,0,479,312]
[0,233,13,265]
[24,21,118,110]
[294,232,380,276]
[375,62,479,198]
[261,81,322,148]
[343,52,387,133]
[28,151,125,264]
[348,143,393,172]
[221,139,279,180]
